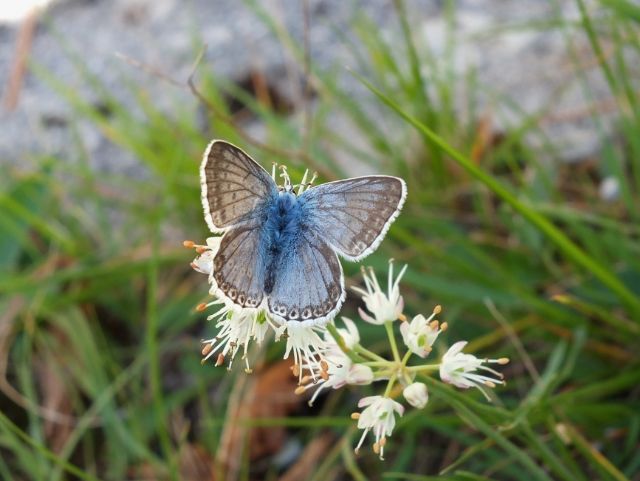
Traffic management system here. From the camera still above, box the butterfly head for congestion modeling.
[272,162,318,196]
[272,164,295,194]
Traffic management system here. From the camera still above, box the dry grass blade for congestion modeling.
[216,359,304,480]
[278,432,335,481]
[2,7,39,111]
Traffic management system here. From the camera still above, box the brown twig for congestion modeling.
[3,7,39,111]
[186,45,332,178]
[114,52,186,89]
[116,44,334,178]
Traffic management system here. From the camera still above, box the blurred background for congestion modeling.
[1,0,639,480]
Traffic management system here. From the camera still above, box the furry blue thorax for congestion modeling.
[263,191,305,294]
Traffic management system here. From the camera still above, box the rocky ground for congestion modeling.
[0,0,618,175]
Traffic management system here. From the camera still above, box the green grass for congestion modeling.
[1,0,640,479]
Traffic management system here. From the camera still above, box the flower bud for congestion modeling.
[403,382,429,409]
[346,364,374,385]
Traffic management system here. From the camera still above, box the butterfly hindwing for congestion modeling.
[300,176,406,261]
[200,140,277,232]
[267,229,344,324]
[213,219,268,309]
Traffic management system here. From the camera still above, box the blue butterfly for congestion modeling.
[200,140,406,325]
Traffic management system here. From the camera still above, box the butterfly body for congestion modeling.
[201,140,406,326]
[263,190,305,294]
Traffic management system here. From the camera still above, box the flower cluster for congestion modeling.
[294,317,374,406]
[295,261,510,460]
[187,242,510,461]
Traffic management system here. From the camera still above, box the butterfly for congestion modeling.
[200,140,406,326]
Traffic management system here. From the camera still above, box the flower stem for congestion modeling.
[385,321,402,363]
[407,364,440,372]
[383,373,397,397]
[362,361,394,368]
[326,322,363,364]
[354,344,387,362]
[401,349,412,366]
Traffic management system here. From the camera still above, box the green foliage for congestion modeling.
[1,0,639,479]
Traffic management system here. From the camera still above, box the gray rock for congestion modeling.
[0,0,626,175]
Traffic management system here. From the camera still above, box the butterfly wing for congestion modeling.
[300,176,406,261]
[200,140,277,233]
[212,219,268,308]
[201,140,276,308]
[267,229,344,325]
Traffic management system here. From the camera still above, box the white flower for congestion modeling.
[400,305,445,358]
[353,262,406,324]
[439,341,509,400]
[332,317,360,348]
[403,382,428,409]
[200,302,269,372]
[353,396,404,460]
[296,318,373,405]
[189,237,222,281]
[345,363,375,385]
[282,321,328,383]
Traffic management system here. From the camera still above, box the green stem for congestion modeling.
[326,323,364,364]
[407,364,440,372]
[383,373,398,397]
[399,350,415,384]
[341,431,370,481]
[401,349,412,366]
[0,412,100,481]
[385,321,402,363]
[362,361,394,368]
[354,344,388,362]
[352,71,640,317]
[146,227,179,481]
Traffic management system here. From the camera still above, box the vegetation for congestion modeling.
[1,0,639,479]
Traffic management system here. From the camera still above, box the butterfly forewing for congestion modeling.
[300,176,406,261]
[267,230,344,323]
[200,141,277,232]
